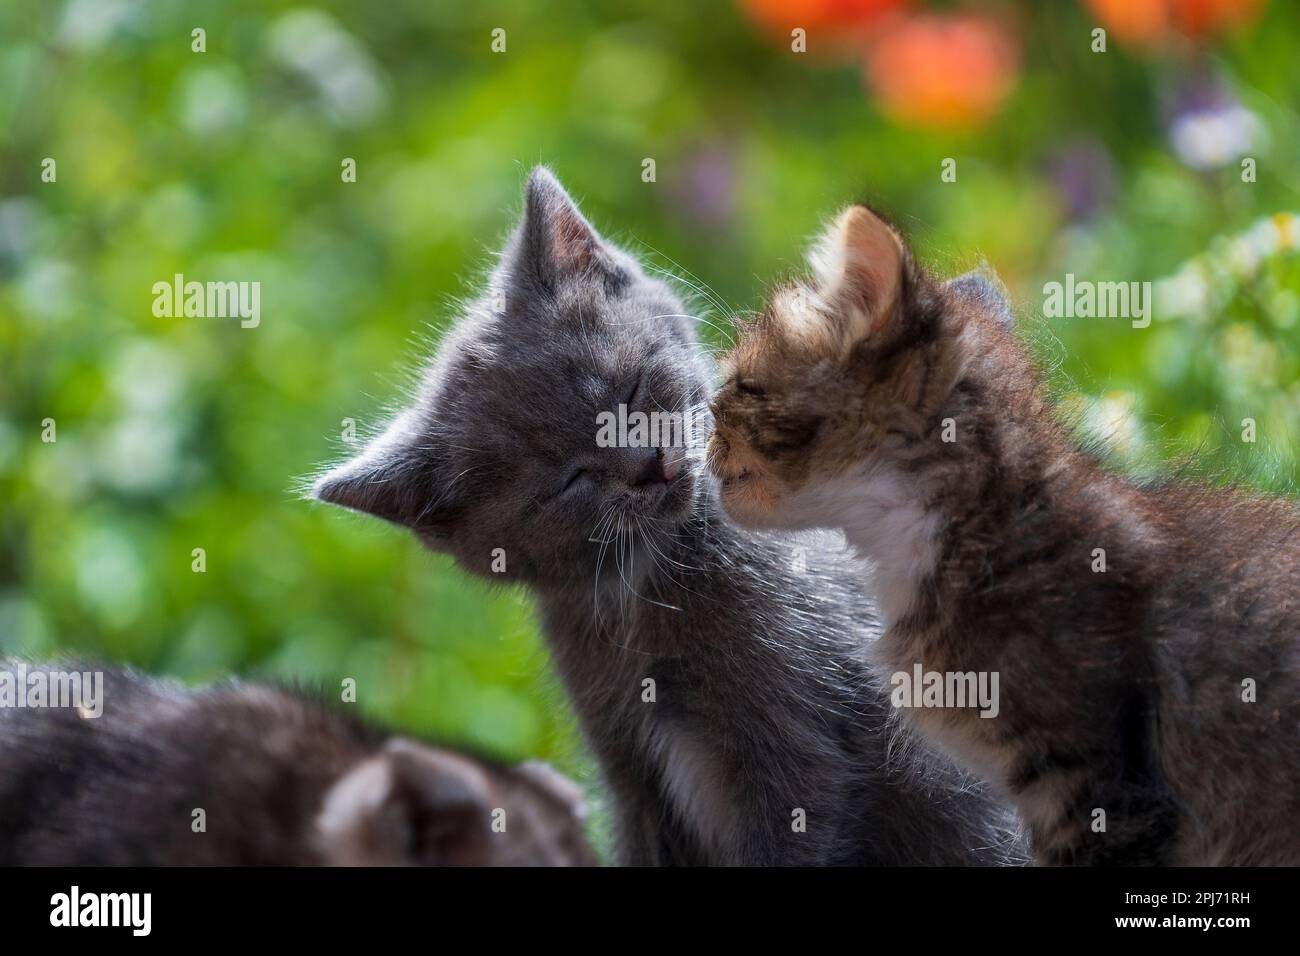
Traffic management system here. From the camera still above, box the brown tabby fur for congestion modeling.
[707,205,1300,865]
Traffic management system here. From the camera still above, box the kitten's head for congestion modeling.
[707,204,1012,529]
[313,167,709,588]
[316,740,596,866]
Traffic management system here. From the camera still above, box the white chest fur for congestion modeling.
[647,725,735,861]
[799,470,940,628]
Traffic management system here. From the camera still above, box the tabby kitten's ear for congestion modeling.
[311,411,454,538]
[513,166,613,291]
[805,205,909,345]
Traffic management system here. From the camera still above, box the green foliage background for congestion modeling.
[1,1,1297,851]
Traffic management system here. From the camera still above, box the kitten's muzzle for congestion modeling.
[705,430,746,484]
[706,428,763,510]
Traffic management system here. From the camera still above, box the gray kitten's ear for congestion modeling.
[947,266,1014,329]
[312,412,453,535]
[315,740,495,866]
[515,166,609,289]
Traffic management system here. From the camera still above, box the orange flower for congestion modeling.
[1083,0,1170,46]
[1082,0,1265,48]
[865,14,1019,129]
[740,0,909,37]
[1173,0,1264,36]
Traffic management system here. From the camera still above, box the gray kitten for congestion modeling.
[0,662,594,865]
[314,168,1023,865]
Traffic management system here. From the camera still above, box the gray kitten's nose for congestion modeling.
[627,447,668,487]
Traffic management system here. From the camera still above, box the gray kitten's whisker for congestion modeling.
[642,266,739,338]
[636,516,708,578]
[654,312,736,343]
[636,242,741,321]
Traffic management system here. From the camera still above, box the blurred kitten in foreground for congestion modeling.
[0,662,595,866]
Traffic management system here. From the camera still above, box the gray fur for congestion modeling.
[946,265,1013,328]
[314,167,1024,865]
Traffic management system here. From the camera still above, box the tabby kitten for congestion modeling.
[707,204,1300,865]
[0,662,594,865]
[313,168,1023,865]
